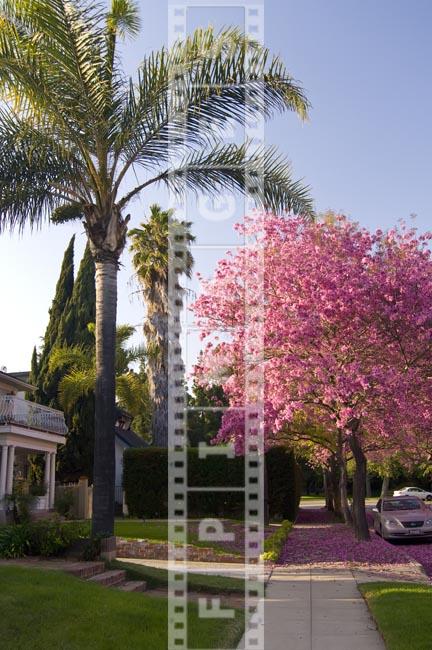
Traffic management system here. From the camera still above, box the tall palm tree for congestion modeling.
[129,204,194,447]
[0,0,313,534]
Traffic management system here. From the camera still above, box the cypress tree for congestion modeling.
[29,238,97,481]
[56,242,96,348]
[55,242,96,481]
[27,346,39,401]
[35,235,75,405]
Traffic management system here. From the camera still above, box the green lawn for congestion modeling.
[112,559,245,594]
[114,519,242,556]
[359,582,432,650]
[114,520,169,541]
[0,565,244,650]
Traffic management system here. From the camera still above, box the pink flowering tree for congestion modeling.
[193,214,432,541]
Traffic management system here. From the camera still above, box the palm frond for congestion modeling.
[48,345,94,374]
[116,323,136,345]
[1,0,109,122]
[124,142,314,216]
[107,0,140,39]
[0,111,87,231]
[128,204,195,298]
[113,26,310,181]
[116,371,148,416]
[58,367,96,411]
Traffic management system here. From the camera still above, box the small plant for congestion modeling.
[29,482,48,498]
[4,483,37,524]
[54,489,75,519]
[80,533,109,561]
[0,523,32,558]
[260,520,293,562]
[0,520,90,559]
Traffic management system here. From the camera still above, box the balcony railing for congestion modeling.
[0,395,67,436]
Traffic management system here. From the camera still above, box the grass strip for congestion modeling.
[111,559,246,594]
[359,581,432,650]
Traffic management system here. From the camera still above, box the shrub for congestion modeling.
[29,482,48,497]
[266,447,302,520]
[54,489,75,519]
[3,484,37,524]
[123,447,302,520]
[0,523,32,558]
[261,520,293,562]
[80,533,108,561]
[0,520,90,559]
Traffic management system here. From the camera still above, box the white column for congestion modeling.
[49,452,56,509]
[5,445,15,495]
[44,452,51,509]
[0,445,8,500]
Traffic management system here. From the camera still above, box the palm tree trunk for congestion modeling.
[92,259,117,536]
[148,313,168,447]
[151,366,168,447]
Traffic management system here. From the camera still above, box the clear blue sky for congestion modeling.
[1,0,432,372]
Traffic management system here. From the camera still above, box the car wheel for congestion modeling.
[426,496,432,502]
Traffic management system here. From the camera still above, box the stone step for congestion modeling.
[87,570,126,587]
[64,562,106,579]
[116,580,147,593]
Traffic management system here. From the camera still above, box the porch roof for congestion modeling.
[0,370,35,393]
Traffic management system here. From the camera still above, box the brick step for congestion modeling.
[87,570,126,587]
[64,562,106,579]
[116,580,147,593]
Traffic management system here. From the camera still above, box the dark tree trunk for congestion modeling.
[323,468,332,511]
[381,475,390,498]
[92,259,117,536]
[365,472,372,498]
[328,454,342,517]
[339,453,352,525]
[264,455,270,526]
[349,434,370,541]
[336,431,352,524]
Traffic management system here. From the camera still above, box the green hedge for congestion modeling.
[266,446,303,520]
[0,520,90,559]
[261,520,293,562]
[123,446,302,520]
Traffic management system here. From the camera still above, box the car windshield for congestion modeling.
[383,499,421,511]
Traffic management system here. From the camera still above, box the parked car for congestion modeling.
[393,487,432,501]
[373,496,432,540]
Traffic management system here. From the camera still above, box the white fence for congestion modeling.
[56,477,93,519]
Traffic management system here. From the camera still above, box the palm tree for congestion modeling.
[0,0,313,534]
[49,323,150,424]
[129,204,194,447]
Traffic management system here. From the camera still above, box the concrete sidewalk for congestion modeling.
[116,557,273,580]
[238,566,385,650]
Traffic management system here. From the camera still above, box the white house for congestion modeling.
[114,408,147,510]
[0,370,67,522]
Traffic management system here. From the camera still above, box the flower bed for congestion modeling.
[116,519,275,563]
[278,508,430,582]
[116,538,245,563]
